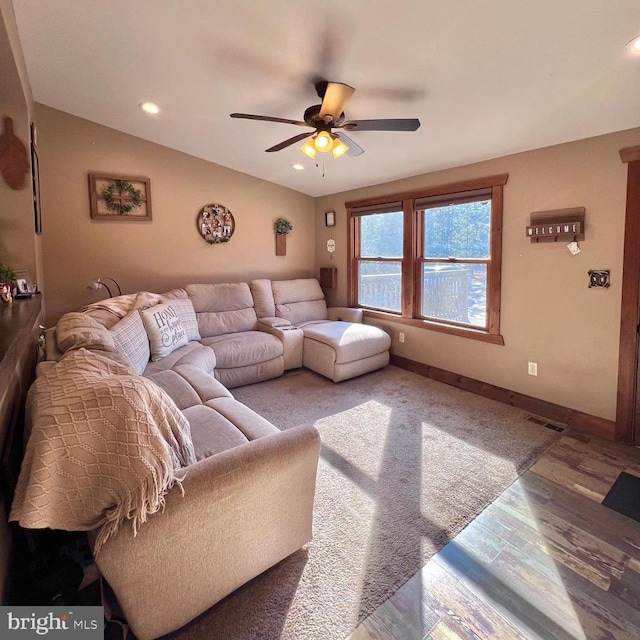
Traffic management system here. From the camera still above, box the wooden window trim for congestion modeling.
[363,309,505,345]
[345,174,508,209]
[347,174,507,344]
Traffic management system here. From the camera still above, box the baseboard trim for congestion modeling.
[390,355,616,441]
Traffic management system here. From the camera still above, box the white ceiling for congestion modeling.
[11,0,640,197]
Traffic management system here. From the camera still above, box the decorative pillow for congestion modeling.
[163,298,201,341]
[139,303,189,361]
[109,310,150,375]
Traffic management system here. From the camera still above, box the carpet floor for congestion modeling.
[166,366,561,640]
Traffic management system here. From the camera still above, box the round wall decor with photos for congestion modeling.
[197,203,235,244]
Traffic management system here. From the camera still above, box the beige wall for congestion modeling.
[315,128,640,422]
[36,105,316,325]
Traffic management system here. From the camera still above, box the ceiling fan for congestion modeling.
[230,80,421,160]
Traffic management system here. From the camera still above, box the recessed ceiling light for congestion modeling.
[291,163,305,171]
[626,35,640,55]
[140,102,160,115]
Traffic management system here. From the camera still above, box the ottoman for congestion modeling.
[301,321,391,382]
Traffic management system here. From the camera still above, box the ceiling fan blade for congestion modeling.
[319,82,355,121]
[335,133,364,157]
[341,118,421,132]
[265,131,315,153]
[230,113,309,127]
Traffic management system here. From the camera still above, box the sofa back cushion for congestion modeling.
[162,298,201,342]
[186,283,258,337]
[271,279,328,325]
[250,279,276,318]
[110,310,150,375]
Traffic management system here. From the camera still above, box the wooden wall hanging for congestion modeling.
[526,207,585,243]
[197,203,235,244]
[89,173,152,220]
[0,117,29,190]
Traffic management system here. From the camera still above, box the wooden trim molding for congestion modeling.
[344,174,509,209]
[620,146,640,164]
[366,309,505,345]
[615,151,640,444]
[392,355,616,441]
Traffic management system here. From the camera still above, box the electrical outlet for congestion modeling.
[528,362,538,376]
[399,332,405,344]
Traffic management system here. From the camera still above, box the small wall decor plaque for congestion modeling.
[588,270,610,288]
[198,203,235,244]
[89,173,152,220]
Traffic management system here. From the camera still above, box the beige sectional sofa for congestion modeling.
[10,278,390,639]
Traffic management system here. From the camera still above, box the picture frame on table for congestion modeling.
[325,210,335,227]
[13,269,35,298]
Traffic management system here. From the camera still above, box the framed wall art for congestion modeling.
[88,173,152,220]
[197,203,235,244]
[325,210,336,227]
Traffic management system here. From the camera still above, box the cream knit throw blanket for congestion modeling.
[10,349,196,554]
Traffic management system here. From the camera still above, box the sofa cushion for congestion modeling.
[109,310,150,375]
[166,298,201,342]
[272,279,328,324]
[56,312,116,354]
[140,303,189,361]
[145,369,203,410]
[186,283,258,337]
[302,321,391,364]
[143,342,216,376]
[182,405,249,461]
[172,364,233,403]
[206,397,280,440]
[200,331,282,368]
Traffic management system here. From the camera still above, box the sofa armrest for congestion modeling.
[94,424,321,640]
[258,321,303,369]
[327,307,363,323]
[258,316,292,329]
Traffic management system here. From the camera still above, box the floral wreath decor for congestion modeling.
[102,179,144,215]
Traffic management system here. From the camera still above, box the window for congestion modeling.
[347,175,507,344]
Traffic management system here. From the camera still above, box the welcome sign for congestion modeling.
[526,207,585,243]
[526,221,582,238]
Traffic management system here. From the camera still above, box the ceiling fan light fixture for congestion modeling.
[300,138,317,159]
[314,131,333,152]
[331,137,349,159]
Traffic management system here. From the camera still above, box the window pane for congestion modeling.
[359,261,402,312]
[421,263,487,328]
[361,211,403,258]
[423,200,491,259]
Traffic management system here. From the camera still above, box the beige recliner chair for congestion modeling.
[252,278,391,382]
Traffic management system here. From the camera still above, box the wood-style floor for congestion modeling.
[349,431,640,640]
